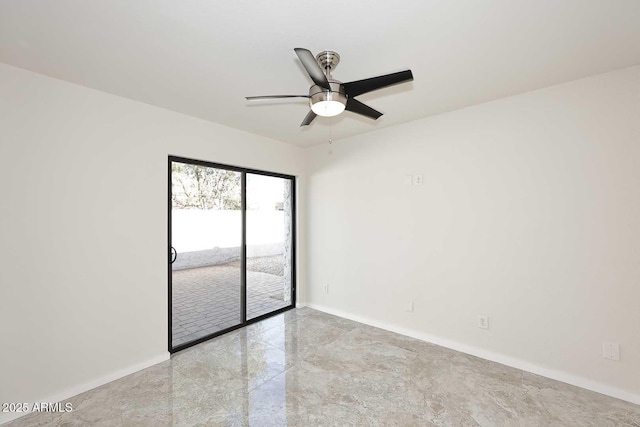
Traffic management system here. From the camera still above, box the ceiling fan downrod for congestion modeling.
[315,50,340,77]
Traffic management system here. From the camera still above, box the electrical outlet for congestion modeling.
[413,174,424,186]
[478,315,489,330]
[322,284,329,294]
[603,342,620,361]
[404,300,414,312]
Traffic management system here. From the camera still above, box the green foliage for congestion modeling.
[171,163,241,210]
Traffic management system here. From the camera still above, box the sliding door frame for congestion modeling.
[167,155,297,353]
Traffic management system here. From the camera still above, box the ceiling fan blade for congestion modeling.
[345,98,383,120]
[294,48,331,90]
[300,110,317,126]
[343,70,413,97]
[245,95,309,100]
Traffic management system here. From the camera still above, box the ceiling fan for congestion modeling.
[246,48,414,126]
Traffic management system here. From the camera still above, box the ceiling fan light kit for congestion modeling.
[311,99,346,117]
[310,85,346,117]
[246,48,414,126]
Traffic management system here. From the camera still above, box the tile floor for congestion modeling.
[172,261,289,347]
[7,308,640,426]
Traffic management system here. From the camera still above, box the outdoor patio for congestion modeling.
[171,255,290,347]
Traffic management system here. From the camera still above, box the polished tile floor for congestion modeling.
[8,308,640,426]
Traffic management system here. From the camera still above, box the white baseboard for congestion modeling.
[306,303,640,406]
[0,353,170,426]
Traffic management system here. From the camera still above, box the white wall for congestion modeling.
[306,66,640,402]
[0,63,306,424]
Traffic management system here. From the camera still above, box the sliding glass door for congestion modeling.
[168,156,295,352]
[246,173,294,320]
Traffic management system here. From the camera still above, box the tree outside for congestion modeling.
[171,163,241,210]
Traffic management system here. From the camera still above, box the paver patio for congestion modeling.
[171,257,290,347]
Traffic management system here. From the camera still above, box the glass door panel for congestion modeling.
[170,160,242,348]
[246,174,293,320]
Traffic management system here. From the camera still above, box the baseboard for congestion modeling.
[306,303,640,406]
[0,353,170,425]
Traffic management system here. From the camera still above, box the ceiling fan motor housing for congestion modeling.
[309,80,347,116]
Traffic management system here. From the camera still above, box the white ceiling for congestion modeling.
[1,1,639,147]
